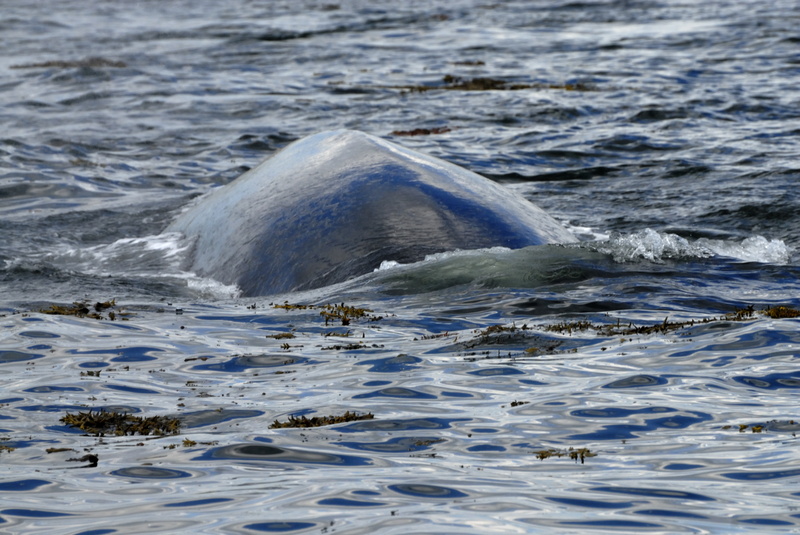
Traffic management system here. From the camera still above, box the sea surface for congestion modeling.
[1,0,800,533]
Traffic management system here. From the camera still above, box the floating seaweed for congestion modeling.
[11,57,127,69]
[269,411,374,429]
[39,299,129,321]
[479,324,528,336]
[533,447,597,464]
[544,316,712,337]
[319,303,383,326]
[391,127,452,136]
[324,331,353,338]
[321,342,366,350]
[461,323,562,351]
[415,331,454,341]
[60,410,181,437]
[762,306,800,319]
[267,332,295,339]
[386,75,597,93]
[542,304,793,339]
[272,301,384,326]
[331,74,598,95]
[452,60,485,66]
[725,305,756,321]
[722,419,799,435]
[413,438,445,447]
[46,447,76,454]
[164,438,218,450]
[67,454,99,468]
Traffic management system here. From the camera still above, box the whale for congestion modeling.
[167,130,577,296]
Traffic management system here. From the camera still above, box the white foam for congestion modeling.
[597,229,709,263]
[373,247,514,273]
[52,232,191,276]
[54,232,244,299]
[697,235,792,264]
[374,260,402,272]
[186,277,242,300]
[564,223,609,242]
[594,228,792,265]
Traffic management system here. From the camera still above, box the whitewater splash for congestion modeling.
[593,229,792,265]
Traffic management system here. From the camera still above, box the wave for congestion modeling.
[1,232,238,302]
[3,228,793,302]
[354,229,793,296]
[43,233,191,277]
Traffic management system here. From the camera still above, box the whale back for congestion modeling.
[168,130,576,296]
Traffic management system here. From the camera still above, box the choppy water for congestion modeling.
[2,0,800,533]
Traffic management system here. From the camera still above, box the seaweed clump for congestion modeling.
[267,332,295,339]
[762,306,800,319]
[272,301,384,326]
[60,410,181,436]
[319,303,382,326]
[11,57,127,69]
[722,419,799,436]
[393,75,596,93]
[270,411,374,429]
[533,447,597,464]
[544,304,799,338]
[322,342,367,350]
[463,323,563,352]
[392,127,452,136]
[545,317,709,337]
[39,299,127,321]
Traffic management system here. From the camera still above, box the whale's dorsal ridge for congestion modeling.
[168,130,575,296]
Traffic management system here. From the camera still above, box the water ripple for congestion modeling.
[197,443,374,467]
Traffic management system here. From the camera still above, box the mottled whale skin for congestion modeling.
[168,130,576,296]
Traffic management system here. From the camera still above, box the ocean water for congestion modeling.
[1,0,799,533]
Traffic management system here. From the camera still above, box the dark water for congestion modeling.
[1,0,799,533]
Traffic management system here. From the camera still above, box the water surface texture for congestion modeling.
[1,1,799,533]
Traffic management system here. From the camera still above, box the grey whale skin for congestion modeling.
[168,130,577,296]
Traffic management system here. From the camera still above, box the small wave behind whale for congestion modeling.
[334,231,792,297]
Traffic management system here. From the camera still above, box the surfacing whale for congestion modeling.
[167,130,576,296]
